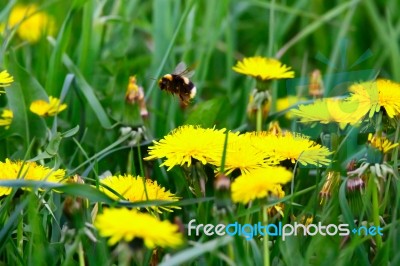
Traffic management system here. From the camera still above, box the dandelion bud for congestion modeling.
[319,171,341,205]
[267,185,285,218]
[125,76,148,119]
[214,173,231,211]
[247,89,271,122]
[346,159,357,172]
[309,69,324,98]
[268,121,283,136]
[346,174,365,217]
[63,175,87,228]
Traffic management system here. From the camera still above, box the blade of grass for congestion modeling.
[275,0,360,59]
[48,38,112,128]
[159,236,233,266]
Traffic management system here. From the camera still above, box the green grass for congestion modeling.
[0,0,399,265]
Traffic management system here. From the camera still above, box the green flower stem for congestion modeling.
[256,106,263,132]
[78,242,85,266]
[371,173,382,248]
[372,111,383,248]
[263,205,270,266]
[17,210,23,258]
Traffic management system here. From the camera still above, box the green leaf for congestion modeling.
[5,53,48,149]
[48,39,112,129]
[159,236,233,266]
[60,125,80,138]
[185,97,228,128]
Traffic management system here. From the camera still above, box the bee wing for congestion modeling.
[174,62,195,78]
[173,62,187,75]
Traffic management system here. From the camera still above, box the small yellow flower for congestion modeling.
[368,133,399,154]
[30,96,67,117]
[348,79,400,118]
[232,56,295,81]
[0,159,66,196]
[0,109,13,129]
[145,125,228,170]
[0,70,14,91]
[231,167,292,204]
[5,4,55,43]
[291,98,369,128]
[94,207,183,248]
[99,175,180,213]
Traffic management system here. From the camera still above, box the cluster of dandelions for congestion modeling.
[93,174,184,249]
[145,125,331,205]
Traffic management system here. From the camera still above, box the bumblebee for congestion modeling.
[158,62,196,105]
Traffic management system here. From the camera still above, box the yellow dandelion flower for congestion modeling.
[30,96,67,117]
[210,133,276,175]
[0,70,14,90]
[99,175,180,213]
[0,109,13,129]
[247,132,331,166]
[94,207,183,248]
[232,56,295,81]
[231,167,292,204]
[348,79,400,118]
[291,98,369,127]
[6,4,55,43]
[145,125,228,170]
[368,133,399,154]
[0,159,66,196]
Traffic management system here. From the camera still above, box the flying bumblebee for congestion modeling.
[158,62,196,105]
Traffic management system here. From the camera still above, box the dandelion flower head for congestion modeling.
[99,174,180,213]
[30,96,67,117]
[0,70,14,90]
[6,4,55,43]
[368,133,399,154]
[348,79,400,118]
[291,98,369,127]
[0,159,66,196]
[94,207,183,248]
[232,56,295,81]
[145,125,228,170]
[231,167,292,204]
[0,109,13,129]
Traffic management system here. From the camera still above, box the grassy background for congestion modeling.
[0,0,399,265]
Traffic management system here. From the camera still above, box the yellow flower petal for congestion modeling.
[232,56,295,81]
[6,4,55,43]
[0,109,13,129]
[231,167,292,204]
[30,96,67,117]
[99,175,180,213]
[291,98,369,127]
[0,159,66,196]
[348,79,400,118]
[0,70,14,90]
[145,125,229,170]
[94,208,183,248]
